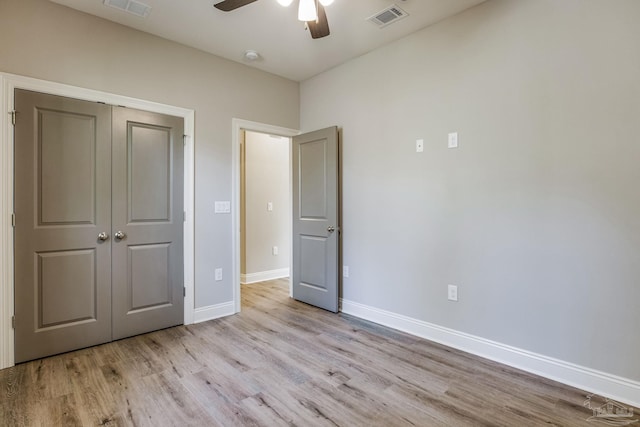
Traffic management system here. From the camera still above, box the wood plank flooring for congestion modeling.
[1,279,636,426]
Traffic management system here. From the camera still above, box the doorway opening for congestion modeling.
[231,119,299,313]
[232,120,340,314]
[240,130,292,307]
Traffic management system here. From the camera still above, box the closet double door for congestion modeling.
[14,90,184,363]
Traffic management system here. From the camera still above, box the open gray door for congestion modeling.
[14,90,113,363]
[292,126,339,312]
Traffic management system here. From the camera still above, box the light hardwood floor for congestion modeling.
[1,279,635,426]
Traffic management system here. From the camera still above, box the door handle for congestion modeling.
[114,231,126,240]
[327,226,335,233]
[97,232,109,241]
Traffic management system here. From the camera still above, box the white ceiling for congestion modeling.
[49,0,486,81]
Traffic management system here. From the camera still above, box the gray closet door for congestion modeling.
[292,126,340,312]
[111,107,184,340]
[14,90,113,363]
[14,91,184,363]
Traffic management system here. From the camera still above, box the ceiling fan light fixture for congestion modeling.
[298,0,317,22]
[277,0,293,6]
[319,0,334,6]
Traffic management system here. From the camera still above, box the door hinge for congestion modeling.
[11,316,15,329]
[183,287,186,297]
[9,110,16,126]
[11,213,15,227]
[183,211,186,222]
[183,135,188,146]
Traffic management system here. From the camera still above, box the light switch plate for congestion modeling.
[267,202,273,212]
[448,132,458,149]
[448,284,458,301]
[343,266,350,278]
[416,139,424,153]
[215,268,223,281]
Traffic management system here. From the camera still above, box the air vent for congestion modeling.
[367,4,409,28]
[103,0,152,18]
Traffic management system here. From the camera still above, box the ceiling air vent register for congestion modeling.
[367,4,409,28]
[103,0,152,18]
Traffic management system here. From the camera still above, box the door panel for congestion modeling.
[111,107,184,340]
[129,243,172,311]
[129,124,171,222]
[299,140,328,218]
[14,90,112,363]
[37,249,97,328]
[292,126,339,312]
[299,236,328,289]
[38,109,97,225]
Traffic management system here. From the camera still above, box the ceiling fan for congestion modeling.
[213,0,334,39]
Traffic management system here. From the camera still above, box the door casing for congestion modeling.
[0,72,195,369]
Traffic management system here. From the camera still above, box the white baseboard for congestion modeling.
[241,268,289,284]
[341,299,640,408]
[193,302,235,324]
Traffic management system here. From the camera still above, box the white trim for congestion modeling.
[241,268,290,284]
[182,124,195,326]
[341,299,640,408]
[231,119,299,314]
[193,302,235,324]
[0,75,14,371]
[0,72,196,369]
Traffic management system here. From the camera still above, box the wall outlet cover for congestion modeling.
[448,284,458,301]
[448,132,458,149]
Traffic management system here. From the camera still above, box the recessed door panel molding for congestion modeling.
[292,126,339,313]
[37,249,96,329]
[128,123,171,223]
[298,139,328,220]
[128,243,172,312]
[37,108,97,226]
[299,235,328,291]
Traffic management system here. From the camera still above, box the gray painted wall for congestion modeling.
[300,0,640,381]
[0,0,299,307]
[242,132,290,277]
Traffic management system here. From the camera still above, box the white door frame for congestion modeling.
[231,119,299,313]
[0,72,196,369]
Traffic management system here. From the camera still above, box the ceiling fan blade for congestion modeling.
[307,3,330,39]
[214,0,258,12]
